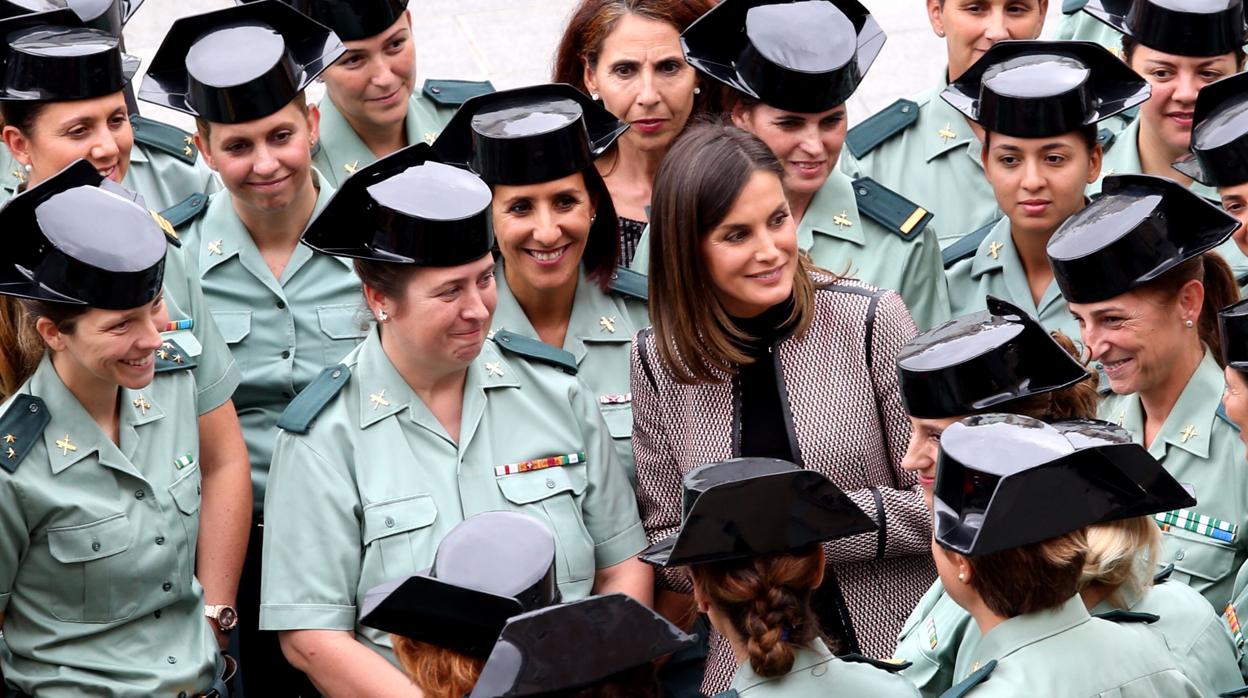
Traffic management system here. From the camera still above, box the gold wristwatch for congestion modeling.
[205,605,239,632]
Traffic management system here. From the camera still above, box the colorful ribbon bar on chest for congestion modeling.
[1154,509,1238,543]
[495,452,587,477]
[164,319,194,332]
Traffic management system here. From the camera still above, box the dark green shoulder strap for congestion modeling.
[492,330,578,375]
[1063,0,1089,13]
[609,267,648,301]
[422,79,495,108]
[942,219,998,269]
[155,339,197,373]
[939,659,997,698]
[1220,685,1248,697]
[130,114,198,165]
[0,395,50,474]
[277,364,351,434]
[1093,609,1160,624]
[1097,127,1117,150]
[1153,563,1175,584]
[1218,402,1240,431]
[853,177,933,242]
[159,192,210,230]
[845,98,919,159]
[838,653,912,673]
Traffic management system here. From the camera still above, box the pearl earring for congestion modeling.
[377,309,389,322]
[1185,319,1194,328]
[957,572,966,582]
[693,87,702,95]
[590,91,600,101]
[23,164,31,172]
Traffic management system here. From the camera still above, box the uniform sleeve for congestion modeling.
[173,249,241,414]
[0,477,29,613]
[629,338,691,593]
[571,376,647,569]
[837,290,931,561]
[898,227,951,332]
[259,432,361,632]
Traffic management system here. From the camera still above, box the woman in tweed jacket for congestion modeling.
[632,122,935,695]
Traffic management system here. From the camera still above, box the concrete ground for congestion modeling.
[127,1,1066,128]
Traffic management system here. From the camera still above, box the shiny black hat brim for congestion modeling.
[359,575,526,658]
[1174,72,1248,187]
[1084,0,1248,57]
[1221,297,1248,369]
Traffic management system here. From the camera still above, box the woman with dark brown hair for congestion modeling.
[632,121,932,694]
[551,0,717,265]
[1052,174,1248,613]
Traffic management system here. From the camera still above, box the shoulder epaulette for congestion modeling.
[1063,0,1089,13]
[940,659,997,698]
[0,394,50,474]
[1220,686,1248,697]
[422,79,495,108]
[492,330,578,376]
[1097,127,1116,150]
[845,99,919,159]
[853,177,932,242]
[1094,609,1160,624]
[149,208,182,247]
[609,267,648,301]
[838,653,912,673]
[1218,402,1240,431]
[1153,563,1175,584]
[158,192,209,231]
[276,364,351,434]
[130,115,198,165]
[942,219,998,269]
[155,339,197,373]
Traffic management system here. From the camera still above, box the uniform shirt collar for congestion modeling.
[493,263,632,363]
[797,169,865,248]
[1114,348,1222,460]
[925,76,983,164]
[354,326,520,430]
[967,595,1090,671]
[969,217,1068,319]
[729,640,834,692]
[318,95,425,180]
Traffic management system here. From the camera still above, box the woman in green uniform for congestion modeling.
[268,0,491,188]
[675,0,948,331]
[838,0,1049,247]
[640,458,920,697]
[0,9,249,653]
[433,83,644,484]
[893,297,1100,697]
[0,162,229,697]
[1217,301,1248,678]
[931,414,1202,696]
[1051,175,1246,611]
[140,4,363,695]
[259,143,650,695]
[940,41,1147,337]
[1174,71,1248,292]
[0,0,217,212]
[358,511,560,698]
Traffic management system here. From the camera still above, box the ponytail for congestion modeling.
[1197,253,1238,367]
[689,544,824,678]
[0,297,89,400]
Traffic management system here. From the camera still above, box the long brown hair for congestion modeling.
[1138,252,1238,367]
[648,122,829,384]
[0,298,86,399]
[689,544,825,678]
[392,636,485,698]
[964,529,1089,618]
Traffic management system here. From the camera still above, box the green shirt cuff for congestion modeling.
[594,521,647,569]
[196,358,241,415]
[259,603,356,632]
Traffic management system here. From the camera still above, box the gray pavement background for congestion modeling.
[128,1,1066,129]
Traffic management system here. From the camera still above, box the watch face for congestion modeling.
[217,606,239,630]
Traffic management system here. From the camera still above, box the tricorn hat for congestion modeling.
[1083,0,1248,57]
[0,9,138,101]
[1173,72,1248,187]
[681,0,885,113]
[235,0,407,41]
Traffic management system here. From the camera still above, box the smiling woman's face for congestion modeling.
[928,0,1047,81]
[3,91,133,186]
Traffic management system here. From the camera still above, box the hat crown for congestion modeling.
[36,187,165,273]
[471,96,582,140]
[429,511,556,603]
[898,317,1024,371]
[680,457,796,518]
[745,1,854,72]
[186,22,286,88]
[366,161,492,221]
[1049,192,1157,258]
[1195,93,1248,148]
[984,54,1087,98]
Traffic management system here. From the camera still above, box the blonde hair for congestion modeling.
[1080,516,1164,609]
[391,636,485,698]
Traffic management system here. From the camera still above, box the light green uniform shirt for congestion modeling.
[839,82,1002,248]
[0,355,217,697]
[259,328,648,665]
[181,173,366,514]
[1092,578,1243,697]
[951,595,1201,697]
[1222,559,1248,678]
[1099,350,1248,610]
[490,265,645,484]
[894,579,979,698]
[798,170,950,331]
[719,640,920,697]
[312,93,452,189]
[944,217,1081,341]
[1056,10,1127,54]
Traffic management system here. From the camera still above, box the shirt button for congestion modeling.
[179,692,188,698]
[155,536,165,545]
[384,516,395,528]
[546,478,556,489]
[1175,549,1186,561]
[167,656,177,664]
[281,350,290,359]
[162,582,173,591]
[91,541,101,552]
[154,610,162,619]
[276,300,286,309]
[134,490,145,500]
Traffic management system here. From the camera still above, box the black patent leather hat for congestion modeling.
[943,40,1150,138]
[1084,0,1248,57]
[1220,298,1248,371]
[470,594,695,698]
[303,142,494,266]
[358,511,559,658]
[0,159,166,309]
[433,83,627,186]
[1047,174,1238,304]
[934,414,1196,557]
[139,0,344,124]
[0,0,141,35]
[236,0,406,41]
[681,0,885,113]
[896,297,1089,419]
[638,458,876,568]
[0,9,138,101]
[1173,72,1248,186]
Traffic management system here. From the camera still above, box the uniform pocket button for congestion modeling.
[1175,549,1186,561]
[162,582,173,591]
[281,350,291,359]
[154,610,162,619]
[546,478,556,489]
[167,656,177,664]
[155,536,166,545]
[91,541,101,552]
[384,516,395,528]
[135,490,145,500]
